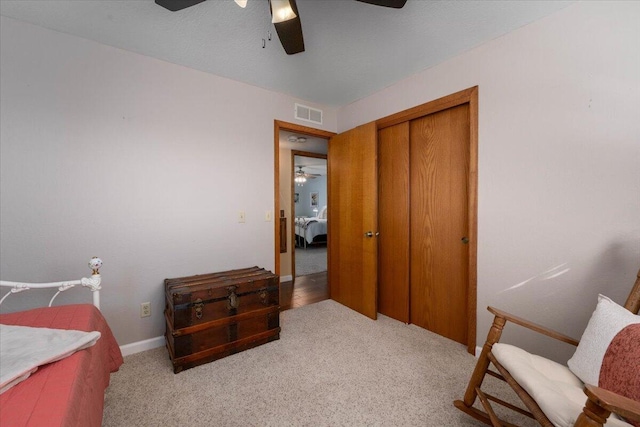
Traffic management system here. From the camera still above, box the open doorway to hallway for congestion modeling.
[274,122,333,310]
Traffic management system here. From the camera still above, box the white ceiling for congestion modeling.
[0,0,572,107]
[281,130,328,175]
[280,130,328,154]
[294,155,327,176]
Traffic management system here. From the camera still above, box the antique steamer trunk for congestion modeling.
[165,266,280,373]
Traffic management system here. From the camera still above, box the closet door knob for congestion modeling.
[365,231,373,238]
[461,237,469,244]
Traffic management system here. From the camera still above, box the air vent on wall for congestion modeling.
[295,103,323,125]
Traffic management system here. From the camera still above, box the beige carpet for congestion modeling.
[103,300,535,426]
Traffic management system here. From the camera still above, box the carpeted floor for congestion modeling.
[295,245,327,276]
[102,300,535,427]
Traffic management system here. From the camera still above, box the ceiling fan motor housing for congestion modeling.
[156,0,406,55]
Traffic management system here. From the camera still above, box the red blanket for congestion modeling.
[0,304,123,427]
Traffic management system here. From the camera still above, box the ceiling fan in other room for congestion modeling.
[155,0,408,55]
[294,166,320,186]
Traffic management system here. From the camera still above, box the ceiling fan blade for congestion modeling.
[355,0,407,8]
[155,0,206,12]
[271,0,305,55]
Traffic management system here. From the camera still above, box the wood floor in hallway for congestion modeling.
[280,271,328,311]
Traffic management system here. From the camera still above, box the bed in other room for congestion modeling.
[295,206,328,248]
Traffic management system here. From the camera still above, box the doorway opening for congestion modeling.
[293,153,327,276]
[274,121,334,310]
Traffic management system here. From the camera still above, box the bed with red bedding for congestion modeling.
[0,259,123,427]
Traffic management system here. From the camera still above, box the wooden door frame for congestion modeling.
[375,86,478,355]
[290,150,328,279]
[273,120,335,280]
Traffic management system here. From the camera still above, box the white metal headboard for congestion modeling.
[0,257,103,309]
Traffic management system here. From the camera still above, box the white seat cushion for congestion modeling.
[492,343,631,427]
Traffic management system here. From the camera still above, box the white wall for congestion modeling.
[0,16,337,346]
[339,1,640,362]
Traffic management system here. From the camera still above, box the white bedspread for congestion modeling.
[0,324,101,394]
[295,218,328,244]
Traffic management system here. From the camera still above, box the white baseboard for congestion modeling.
[280,275,293,282]
[120,335,165,357]
[475,346,482,358]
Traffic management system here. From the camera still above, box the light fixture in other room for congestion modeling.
[294,166,307,186]
[288,135,307,144]
[271,0,297,23]
[234,0,247,7]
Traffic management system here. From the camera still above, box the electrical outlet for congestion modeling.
[265,210,272,221]
[238,211,246,223]
[140,302,151,318]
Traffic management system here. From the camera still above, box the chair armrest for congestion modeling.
[488,306,579,346]
[583,384,640,423]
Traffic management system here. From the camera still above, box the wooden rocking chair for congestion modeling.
[454,269,640,427]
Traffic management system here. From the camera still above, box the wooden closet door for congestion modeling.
[410,104,470,345]
[377,122,410,323]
